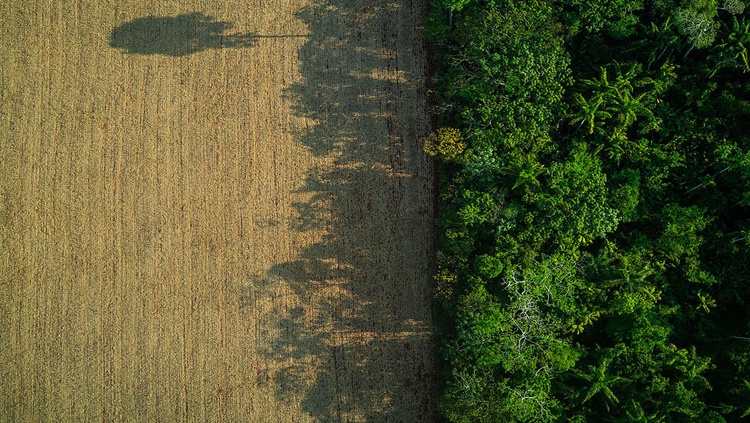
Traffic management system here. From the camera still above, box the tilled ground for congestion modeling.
[0,0,436,421]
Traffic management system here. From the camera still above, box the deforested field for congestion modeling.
[0,0,435,421]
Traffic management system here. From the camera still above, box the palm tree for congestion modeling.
[740,379,750,418]
[577,356,630,411]
[719,16,750,72]
[581,63,639,98]
[582,67,616,94]
[571,62,657,139]
[607,90,654,132]
[569,93,612,135]
[639,19,682,69]
[605,400,664,423]
[510,157,546,192]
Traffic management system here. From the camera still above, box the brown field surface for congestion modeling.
[0,0,436,421]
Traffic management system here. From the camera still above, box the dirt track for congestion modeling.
[0,0,435,421]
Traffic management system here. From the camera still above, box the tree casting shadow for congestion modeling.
[110,12,257,56]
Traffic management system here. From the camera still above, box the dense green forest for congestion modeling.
[425,0,750,421]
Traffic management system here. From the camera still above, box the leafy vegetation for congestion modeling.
[426,0,750,420]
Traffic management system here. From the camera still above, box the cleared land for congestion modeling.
[0,0,435,421]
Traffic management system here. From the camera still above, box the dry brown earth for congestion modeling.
[0,0,435,421]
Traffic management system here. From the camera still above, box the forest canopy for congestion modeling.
[426,0,750,421]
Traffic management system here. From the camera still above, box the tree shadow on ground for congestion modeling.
[239,0,438,420]
[110,12,302,56]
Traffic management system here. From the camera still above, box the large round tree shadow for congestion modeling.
[110,13,257,56]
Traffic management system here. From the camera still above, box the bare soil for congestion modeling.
[0,0,436,421]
